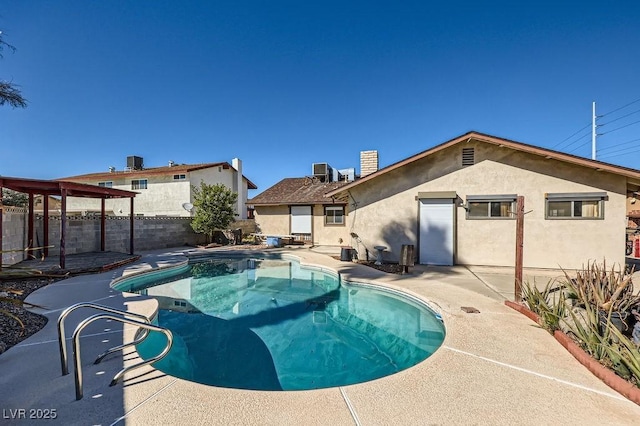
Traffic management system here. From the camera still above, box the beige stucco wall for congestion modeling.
[253,205,290,236]
[65,174,192,216]
[65,165,251,218]
[311,205,350,246]
[340,141,627,269]
[253,204,349,245]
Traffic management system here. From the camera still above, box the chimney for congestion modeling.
[231,158,246,219]
[360,150,378,177]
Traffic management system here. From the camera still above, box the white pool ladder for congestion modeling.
[57,302,173,400]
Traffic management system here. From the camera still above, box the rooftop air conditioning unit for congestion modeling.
[312,163,332,182]
[127,156,144,170]
[338,168,356,182]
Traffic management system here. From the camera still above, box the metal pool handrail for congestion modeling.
[72,313,173,400]
[57,302,151,376]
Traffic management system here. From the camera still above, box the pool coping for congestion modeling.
[3,246,640,425]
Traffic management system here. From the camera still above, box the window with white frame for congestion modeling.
[466,194,516,219]
[131,179,148,190]
[325,205,345,225]
[546,192,605,219]
[98,181,113,188]
[173,174,186,180]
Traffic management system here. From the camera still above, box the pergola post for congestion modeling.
[28,193,34,251]
[0,193,3,272]
[101,198,106,252]
[43,195,49,257]
[129,197,134,255]
[60,189,67,270]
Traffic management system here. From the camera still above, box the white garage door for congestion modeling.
[291,206,312,234]
[419,199,454,265]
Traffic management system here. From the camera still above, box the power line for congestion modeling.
[599,145,640,157]
[599,146,640,160]
[598,107,640,127]
[567,138,592,154]
[601,96,640,117]
[551,122,591,149]
[599,119,640,135]
[597,137,640,153]
[561,131,591,152]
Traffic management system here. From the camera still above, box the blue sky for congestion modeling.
[1,1,640,196]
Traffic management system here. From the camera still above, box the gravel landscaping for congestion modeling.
[0,277,61,354]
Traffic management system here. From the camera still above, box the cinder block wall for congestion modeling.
[1,207,29,266]
[35,217,209,256]
[31,217,257,257]
[3,213,258,265]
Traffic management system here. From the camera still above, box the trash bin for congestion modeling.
[340,247,353,261]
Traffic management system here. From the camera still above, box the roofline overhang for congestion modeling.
[58,163,257,190]
[249,200,347,207]
[0,177,138,199]
[325,131,640,197]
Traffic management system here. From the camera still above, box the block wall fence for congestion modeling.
[1,208,257,266]
[1,207,29,266]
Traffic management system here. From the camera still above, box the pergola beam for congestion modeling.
[0,176,137,270]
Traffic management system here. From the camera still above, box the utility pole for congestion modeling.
[592,101,597,160]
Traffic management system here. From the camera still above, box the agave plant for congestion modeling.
[521,279,566,332]
[560,278,610,360]
[602,324,640,385]
[565,261,640,313]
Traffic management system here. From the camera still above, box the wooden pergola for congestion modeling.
[0,176,137,269]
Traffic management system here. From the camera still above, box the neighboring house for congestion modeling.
[32,195,61,213]
[247,177,351,244]
[59,156,257,218]
[253,131,640,269]
[247,154,373,245]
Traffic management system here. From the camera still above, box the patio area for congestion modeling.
[1,246,639,425]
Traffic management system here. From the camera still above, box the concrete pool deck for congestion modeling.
[2,246,640,425]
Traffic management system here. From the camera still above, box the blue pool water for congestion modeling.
[113,256,445,391]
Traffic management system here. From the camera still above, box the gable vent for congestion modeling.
[462,148,475,167]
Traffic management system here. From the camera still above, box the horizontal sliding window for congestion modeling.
[546,192,605,219]
[131,179,148,190]
[98,181,113,188]
[466,194,516,219]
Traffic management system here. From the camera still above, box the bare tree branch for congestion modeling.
[0,81,27,108]
[0,30,27,108]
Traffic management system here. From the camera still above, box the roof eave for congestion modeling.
[325,131,640,197]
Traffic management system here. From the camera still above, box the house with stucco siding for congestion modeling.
[251,131,640,269]
[59,157,257,218]
[247,177,350,245]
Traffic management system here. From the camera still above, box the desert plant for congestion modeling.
[565,261,640,313]
[521,279,566,332]
[561,280,610,360]
[601,324,640,386]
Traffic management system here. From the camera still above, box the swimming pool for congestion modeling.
[113,255,445,391]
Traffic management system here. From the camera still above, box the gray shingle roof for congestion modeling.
[248,177,349,205]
